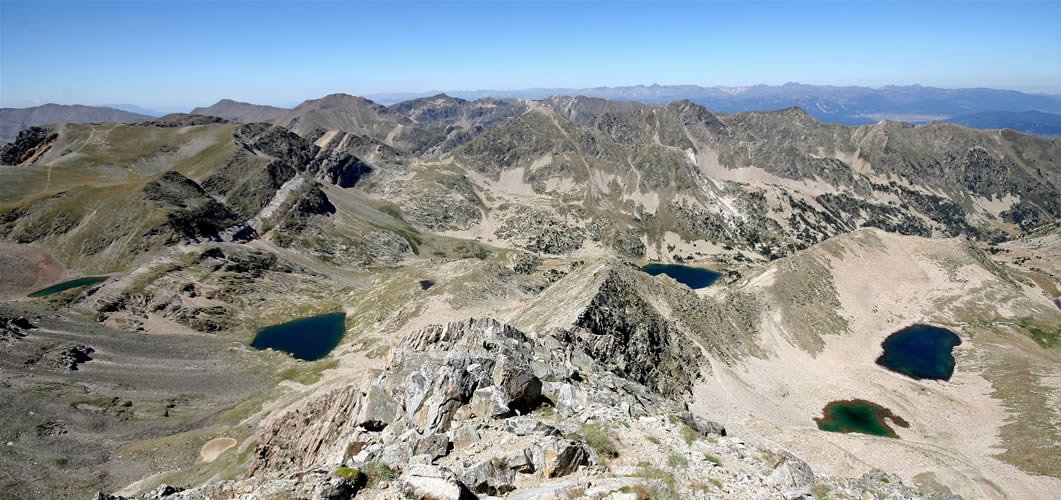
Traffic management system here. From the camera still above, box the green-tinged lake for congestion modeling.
[814,399,910,438]
[28,276,109,298]
[250,312,346,361]
[641,263,722,289]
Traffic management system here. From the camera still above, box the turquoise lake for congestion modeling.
[814,399,910,438]
[28,276,109,298]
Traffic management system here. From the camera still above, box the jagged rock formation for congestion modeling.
[0,126,58,165]
[514,259,762,374]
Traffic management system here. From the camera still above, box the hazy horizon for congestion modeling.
[3,81,1060,115]
[3,0,1060,110]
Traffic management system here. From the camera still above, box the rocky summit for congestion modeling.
[0,90,1059,500]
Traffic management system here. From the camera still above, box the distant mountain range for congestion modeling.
[102,103,164,117]
[369,83,1061,128]
[4,84,1061,143]
[0,104,152,143]
[190,99,288,124]
[945,110,1061,137]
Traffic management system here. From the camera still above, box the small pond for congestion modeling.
[28,276,109,298]
[814,399,909,438]
[250,312,346,361]
[641,263,722,289]
[875,324,962,381]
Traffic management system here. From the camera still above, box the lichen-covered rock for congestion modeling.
[462,458,516,495]
[398,464,477,500]
[766,451,816,498]
[467,385,511,419]
[677,411,726,437]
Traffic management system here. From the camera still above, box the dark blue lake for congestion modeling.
[28,276,109,298]
[250,312,346,361]
[641,263,722,289]
[875,324,962,381]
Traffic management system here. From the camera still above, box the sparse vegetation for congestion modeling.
[812,482,833,499]
[276,359,339,385]
[692,478,722,491]
[666,451,688,469]
[703,452,722,467]
[618,484,652,499]
[680,424,700,444]
[1016,317,1061,348]
[633,462,678,500]
[362,461,397,486]
[333,466,362,482]
[568,423,619,458]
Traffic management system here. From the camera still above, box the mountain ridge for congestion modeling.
[190,99,289,123]
[364,82,1061,131]
[0,89,1058,499]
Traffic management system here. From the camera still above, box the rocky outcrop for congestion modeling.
[143,171,243,242]
[244,316,711,496]
[250,319,550,474]
[398,464,477,500]
[494,206,585,255]
[316,149,373,188]
[514,259,761,394]
[765,451,816,498]
[382,174,483,231]
[96,472,363,500]
[0,314,36,344]
[569,268,703,397]
[1,126,57,165]
[136,113,229,127]
[55,344,94,371]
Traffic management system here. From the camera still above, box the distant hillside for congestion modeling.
[190,99,289,123]
[945,110,1061,137]
[102,104,163,116]
[368,83,1061,126]
[0,104,152,143]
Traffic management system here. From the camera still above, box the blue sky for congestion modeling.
[2,0,1059,110]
